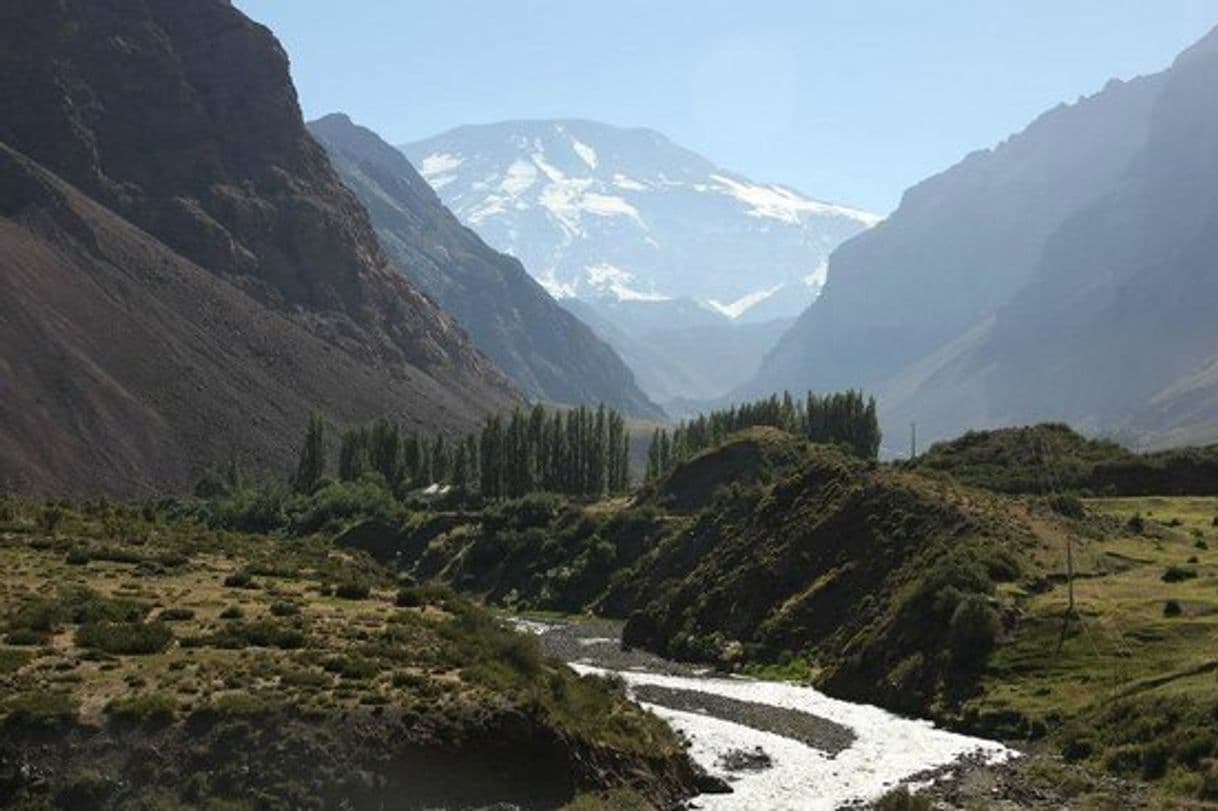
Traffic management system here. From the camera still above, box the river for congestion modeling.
[515,617,1013,810]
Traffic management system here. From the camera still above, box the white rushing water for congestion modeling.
[571,665,1015,810]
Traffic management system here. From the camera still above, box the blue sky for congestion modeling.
[236,1,1216,213]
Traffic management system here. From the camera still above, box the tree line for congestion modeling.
[292,404,632,501]
[645,390,881,481]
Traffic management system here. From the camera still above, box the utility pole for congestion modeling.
[1056,535,1076,655]
[909,422,917,460]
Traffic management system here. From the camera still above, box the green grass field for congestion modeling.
[965,496,1218,803]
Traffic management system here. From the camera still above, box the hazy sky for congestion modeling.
[236,1,1216,213]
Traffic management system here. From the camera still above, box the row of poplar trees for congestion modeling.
[294,405,632,500]
[645,390,881,481]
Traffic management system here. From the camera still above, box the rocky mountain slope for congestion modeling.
[402,119,877,403]
[308,114,662,418]
[750,26,1218,450]
[0,0,518,495]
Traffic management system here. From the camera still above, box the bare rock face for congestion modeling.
[0,0,519,495]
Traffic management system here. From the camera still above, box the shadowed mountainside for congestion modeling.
[0,0,519,495]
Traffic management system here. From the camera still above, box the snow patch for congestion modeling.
[804,260,829,289]
[613,174,649,191]
[499,159,539,195]
[711,174,882,227]
[571,137,599,169]
[707,286,784,319]
[418,152,464,179]
[585,263,670,302]
[581,192,642,220]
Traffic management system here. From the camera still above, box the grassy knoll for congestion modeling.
[0,499,694,809]
[961,496,1218,802]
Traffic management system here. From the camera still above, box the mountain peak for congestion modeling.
[401,118,877,313]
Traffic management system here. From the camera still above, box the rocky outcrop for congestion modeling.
[0,0,520,494]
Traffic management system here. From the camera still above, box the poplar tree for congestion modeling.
[293,414,327,493]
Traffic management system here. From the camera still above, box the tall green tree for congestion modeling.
[293,414,327,494]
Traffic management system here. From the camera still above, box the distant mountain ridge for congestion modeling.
[309,113,663,419]
[403,119,876,314]
[748,28,1218,450]
[0,0,518,495]
[402,119,877,403]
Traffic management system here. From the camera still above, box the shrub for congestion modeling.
[159,607,195,622]
[3,691,77,729]
[873,786,933,811]
[223,569,255,589]
[395,584,453,608]
[1047,494,1086,519]
[949,594,1000,670]
[1141,742,1169,780]
[76,621,173,655]
[0,649,32,673]
[219,605,244,620]
[207,620,307,650]
[4,628,50,646]
[1061,736,1094,762]
[1200,767,1218,801]
[1127,514,1146,533]
[204,484,288,534]
[38,503,65,534]
[323,655,380,679]
[54,772,116,809]
[269,601,301,617]
[1196,539,1209,550]
[1164,600,1183,617]
[288,480,399,536]
[334,580,371,600]
[65,548,91,566]
[106,693,177,726]
[1162,565,1198,583]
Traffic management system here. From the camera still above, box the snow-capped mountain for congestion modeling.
[402,120,879,322]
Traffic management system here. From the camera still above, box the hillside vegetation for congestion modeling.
[347,424,1218,805]
[0,499,698,809]
[912,423,1218,496]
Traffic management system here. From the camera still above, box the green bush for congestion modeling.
[76,621,173,655]
[1164,600,1183,617]
[872,786,933,811]
[3,691,77,729]
[1162,565,1198,583]
[4,628,50,646]
[1047,494,1086,519]
[204,484,288,534]
[323,655,380,679]
[269,601,301,617]
[949,594,1000,670]
[223,569,255,589]
[208,620,307,650]
[334,580,371,600]
[219,605,244,620]
[288,480,400,536]
[0,649,31,673]
[396,583,452,608]
[106,693,178,725]
[159,607,195,622]
[38,503,65,534]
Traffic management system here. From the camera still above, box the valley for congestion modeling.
[5,1,1218,808]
